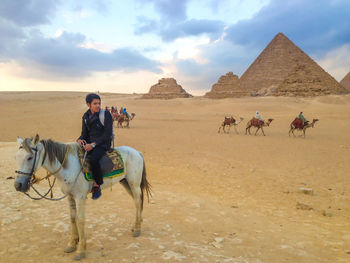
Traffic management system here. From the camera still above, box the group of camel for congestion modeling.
[110,110,136,128]
[218,116,319,137]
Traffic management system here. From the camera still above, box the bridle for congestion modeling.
[15,146,40,180]
[15,143,85,201]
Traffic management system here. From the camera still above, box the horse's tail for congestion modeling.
[140,155,152,211]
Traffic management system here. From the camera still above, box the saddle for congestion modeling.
[224,117,235,125]
[292,118,305,129]
[251,118,264,126]
[78,148,125,181]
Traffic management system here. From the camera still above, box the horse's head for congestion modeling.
[267,118,274,123]
[14,134,44,192]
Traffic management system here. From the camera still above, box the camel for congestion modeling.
[218,116,244,134]
[289,118,319,137]
[246,118,274,136]
[117,113,136,128]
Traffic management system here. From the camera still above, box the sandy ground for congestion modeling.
[1,92,350,263]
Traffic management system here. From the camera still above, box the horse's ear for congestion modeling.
[17,136,23,144]
[33,134,40,146]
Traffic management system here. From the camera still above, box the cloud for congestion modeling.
[318,44,350,81]
[136,0,189,22]
[135,17,225,41]
[135,0,225,41]
[0,0,60,26]
[0,28,162,79]
[225,0,350,54]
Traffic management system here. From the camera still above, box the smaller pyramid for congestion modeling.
[340,72,350,91]
[142,78,192,99]
[205,72,247,98]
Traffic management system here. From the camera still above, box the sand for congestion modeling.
[1,92,350,263]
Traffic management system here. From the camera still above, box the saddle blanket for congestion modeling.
[251,118,264,126]
[79,148,125,181]
[292,118,305,129]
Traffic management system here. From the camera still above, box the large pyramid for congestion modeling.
[141,78,192,99]
[340,72,350,91]
[205,72,247,98]
[239,33,347,96]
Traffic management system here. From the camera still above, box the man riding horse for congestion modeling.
[77,93,113,200]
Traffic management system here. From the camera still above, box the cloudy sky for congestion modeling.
[0,0,349,95]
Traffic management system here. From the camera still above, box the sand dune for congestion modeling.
[1,92,350,263]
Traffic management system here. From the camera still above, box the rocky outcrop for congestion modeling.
[141,78,192,99]
[205,72,248,98]
[340,72,350,91]
[239,32,348,97]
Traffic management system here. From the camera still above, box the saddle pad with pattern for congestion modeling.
[79,148,125,181]
[292,118,304,129]
[224,117,235,125]
[251,118,264,126]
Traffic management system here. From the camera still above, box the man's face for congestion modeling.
[88,99,101,113]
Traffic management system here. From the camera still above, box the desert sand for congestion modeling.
[1,92,350,263]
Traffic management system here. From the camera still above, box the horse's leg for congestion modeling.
[74,196,87,261]
[261,127,266,136]
[218,125,222,133]
[64,195,79,253]
[303,128,306,138]
[234,125,238,134]
[129,183,143,237]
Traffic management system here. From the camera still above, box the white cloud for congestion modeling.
[317,44,350,81]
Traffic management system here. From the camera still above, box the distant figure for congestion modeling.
[298,112,308,125]
[255,111,264,123]
[123,107,130,119]
[105,106,110,112]
[119,107,123,115]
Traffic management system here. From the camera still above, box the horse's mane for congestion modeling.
[40,139,80,168]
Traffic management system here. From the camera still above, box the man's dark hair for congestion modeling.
[86,93,101,104]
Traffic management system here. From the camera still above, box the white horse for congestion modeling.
[14,134,151,261]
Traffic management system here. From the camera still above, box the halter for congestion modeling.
[15,146,39,180]
[15,143,83,201]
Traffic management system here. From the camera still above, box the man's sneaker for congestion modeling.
[91,186,101,200]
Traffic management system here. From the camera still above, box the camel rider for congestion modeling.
[122,107,130,119]
[298,112,308,126]
[255,111,264,123]
[77,93,113,200]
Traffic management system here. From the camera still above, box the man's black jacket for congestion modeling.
[79,109,113,150]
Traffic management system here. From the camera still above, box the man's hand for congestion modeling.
[84,144,93,152]
[77,139,86,146]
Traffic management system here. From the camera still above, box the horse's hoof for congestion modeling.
[74,253,85,261]
[64,245,77,253]
[133,230,141,237]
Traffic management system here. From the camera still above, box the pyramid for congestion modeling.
[239,33,347,96]
[205,72,247,98]
[141,78,192,99]
[340,72,350,91]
